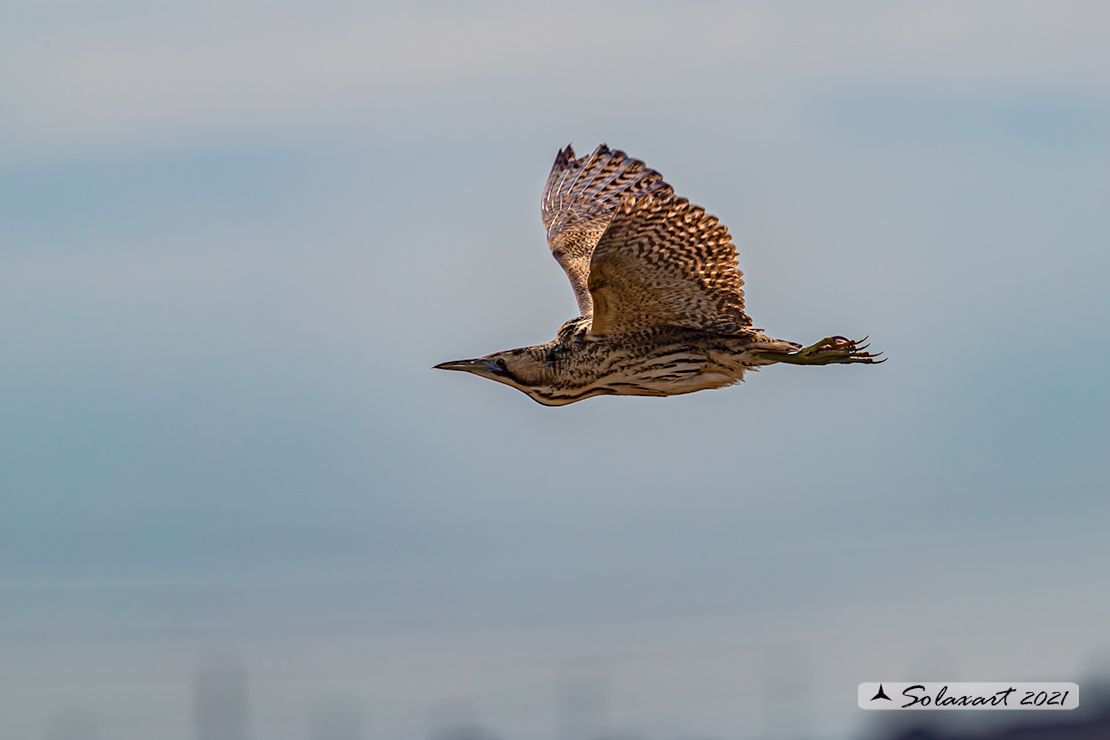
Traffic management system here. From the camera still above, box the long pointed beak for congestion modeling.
[433,358,500,375]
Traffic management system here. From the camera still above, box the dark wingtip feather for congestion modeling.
[552,144,577,172]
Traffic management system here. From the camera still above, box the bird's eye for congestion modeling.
[495,358,507,370]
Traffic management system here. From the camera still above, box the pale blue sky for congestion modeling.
[2,2,1109,739]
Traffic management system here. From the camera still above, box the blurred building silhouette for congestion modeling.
[427,724,501,740]
[761,646,814,740]
[557,661,608,740]
[42,708,100,740]
[426,698,500,740]
[192,656,250,740]
[310,697,363,740]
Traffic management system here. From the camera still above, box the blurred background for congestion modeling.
[2,1,1108,738]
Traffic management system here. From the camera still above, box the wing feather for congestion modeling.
[586,192,752,336]
[540,145,672,316]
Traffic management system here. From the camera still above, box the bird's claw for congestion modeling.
[783,335,885,365]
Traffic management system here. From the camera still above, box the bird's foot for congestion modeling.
[757,336,884,366]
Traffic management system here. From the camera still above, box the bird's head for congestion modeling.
[434,318,602,406]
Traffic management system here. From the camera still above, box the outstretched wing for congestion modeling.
[541,144,672,317]
[586,192,752,336]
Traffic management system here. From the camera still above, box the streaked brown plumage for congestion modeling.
[436,144,882,406]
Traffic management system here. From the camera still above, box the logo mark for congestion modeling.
[870,684,892,702]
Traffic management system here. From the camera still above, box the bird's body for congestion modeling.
[436,144,881,406]
[440,315,801,406]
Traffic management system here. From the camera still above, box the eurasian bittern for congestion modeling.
[436,144,882,406]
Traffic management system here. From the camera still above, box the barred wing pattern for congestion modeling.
[586,192,752,336]
[541,145,672,317]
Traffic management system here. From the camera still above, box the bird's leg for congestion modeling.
[756,336,884,365]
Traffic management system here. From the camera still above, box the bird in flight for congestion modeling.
[436,144,882,406]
